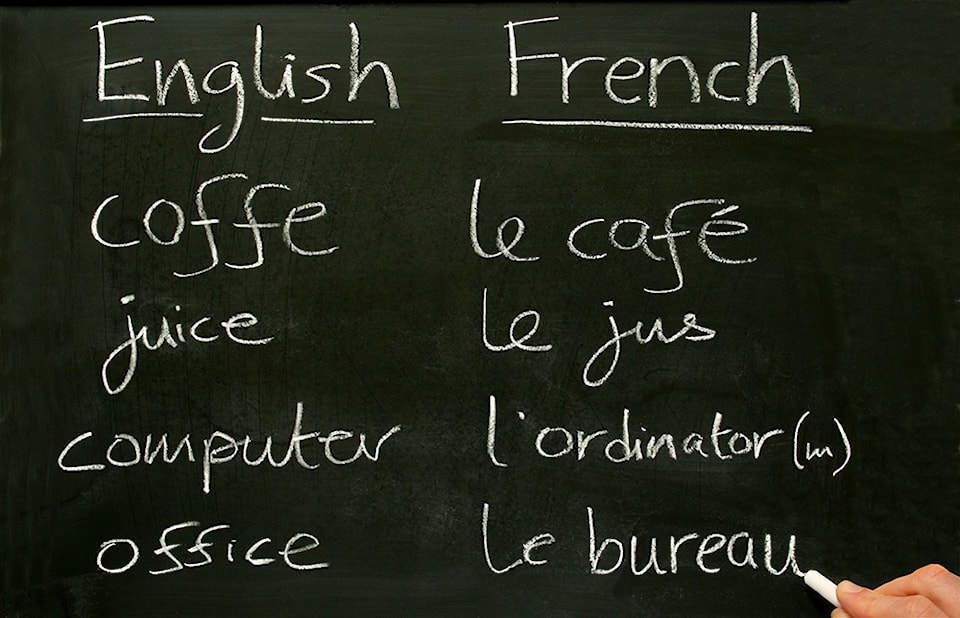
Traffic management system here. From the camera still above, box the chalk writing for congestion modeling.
[91,173,338,279]
[481,287,553,353]
[482,502,556,573]
[484,395,850,473]
[97,522,328,574]
[100,294,274,395]
[86,15,399,152]
[582,302,716,387]
[470,181,757,293]
[479,503,807,577]
[38,7,871,605]
[58,403,402,494]
[505,12,800,113]
[792,411,852,477]
[587,507,803,576]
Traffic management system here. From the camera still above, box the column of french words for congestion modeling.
[478,13,851,580]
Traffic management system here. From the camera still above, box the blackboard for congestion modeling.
[1,4,958,616]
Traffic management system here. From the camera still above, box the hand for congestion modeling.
[831,564,960,617]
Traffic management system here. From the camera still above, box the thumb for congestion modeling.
[836,580,946,617]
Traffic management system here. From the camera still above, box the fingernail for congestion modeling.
[838,580,864,594]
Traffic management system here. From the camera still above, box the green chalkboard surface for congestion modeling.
[2,4,958,616]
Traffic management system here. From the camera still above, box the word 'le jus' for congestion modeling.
[483,292,716,388]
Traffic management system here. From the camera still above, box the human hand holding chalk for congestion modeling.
[804,564,960,617]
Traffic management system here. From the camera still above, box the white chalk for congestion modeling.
[804,569,840,607]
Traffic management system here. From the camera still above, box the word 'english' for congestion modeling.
[87,15,400,153]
